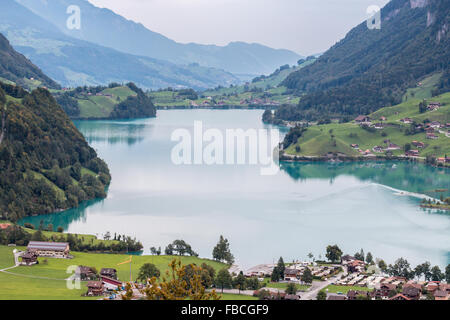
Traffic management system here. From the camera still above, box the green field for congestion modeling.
[58,85,137,118]
[285,92,450,159]
[0,245,226,300]
[324,285,373,294]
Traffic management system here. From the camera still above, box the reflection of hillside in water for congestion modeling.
[74,121,150,146]
[19,198,105,231]
[280,161,450,198]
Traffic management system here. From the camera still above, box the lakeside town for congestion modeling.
[1,232,449,301]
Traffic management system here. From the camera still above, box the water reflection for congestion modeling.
[280,161,450,199]
[74,120,150,146]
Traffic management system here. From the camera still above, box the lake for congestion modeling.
[20,110,450,268]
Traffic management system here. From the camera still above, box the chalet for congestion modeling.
[78,266,97,281]
[20,252,38,266]
[101,276,123,291]
[405,150,419,157]
[380,116,387,121]
[427,102,441,111]
[347,290,370,300]
[350,144,359,149]
[389,293,411,301]
[425,282,439,293]
[341,255,355,264]
[27,241,70,258]
[400,118,413,124]
[87,281,104,297]
[347,260,365,273]
[402,286,421,300]
[411,141,425,148]
[373,123,384,129]
[355,115,371,124]
[415,124,424,130]
[430,121,441,129]
[100,268,118,280]
[386,143,401,151]
[426,133,438,140]
[434,290,449,301]
[378,283,397,298]
[372,146,384,153]
[284,268,301,281]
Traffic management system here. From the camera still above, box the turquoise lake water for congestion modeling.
[20,110,450,268]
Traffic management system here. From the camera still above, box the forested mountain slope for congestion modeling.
[0,83,111,221]
[276,0,449,122]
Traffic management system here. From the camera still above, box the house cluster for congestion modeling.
[427,102,441,111]
[20,241,70,266]
[85,267,124,297]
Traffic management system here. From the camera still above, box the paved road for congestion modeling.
[300,269,346,300]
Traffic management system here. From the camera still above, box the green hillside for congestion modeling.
[284,92,450,161]
[276,0,450,122]
[150,60,315,108]
[54,83,156,119]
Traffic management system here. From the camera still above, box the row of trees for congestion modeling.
[0,224,142,253]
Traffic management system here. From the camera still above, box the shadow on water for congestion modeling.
[280,161,450,199]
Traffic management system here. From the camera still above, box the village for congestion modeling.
[7,240,450,301]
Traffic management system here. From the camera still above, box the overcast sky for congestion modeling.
[88,0,390,55]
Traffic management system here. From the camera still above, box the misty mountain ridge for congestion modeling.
[16,0,302,76]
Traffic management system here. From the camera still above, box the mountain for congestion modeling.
[16,0,302,76]
[275,0,450,122]
[0,0,239,90]
[0,33,60,90]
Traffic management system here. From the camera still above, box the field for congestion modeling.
[285,92,450,159]
[58,85,137,119]
[324,285,372,294]
[0,245,226,300]
[261,278,311,291]
[221,293,258,300]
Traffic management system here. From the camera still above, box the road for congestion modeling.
[300,268,346,300]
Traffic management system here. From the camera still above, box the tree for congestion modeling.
[326,245,343,263]
[234,272,246,293]
[307,252,314,261]
[276,257,285,280]
[366,252,373,264]
[317,290,327,300]
[135,260,220,300]
[387,258,413,279]
[415,262,431,281]
[165,244,174,255]
[301,267,313,284]
[285,283,298,295]
[271,267,280,282]
[216,269,232,293]
[354,249,365,261]
[431,266,443,281]
[137,263,160,283]
[446,264,450,283]
[245,277,260,291]
[212,235,234,265]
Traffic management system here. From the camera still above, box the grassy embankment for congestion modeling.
[285,91,450,159]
